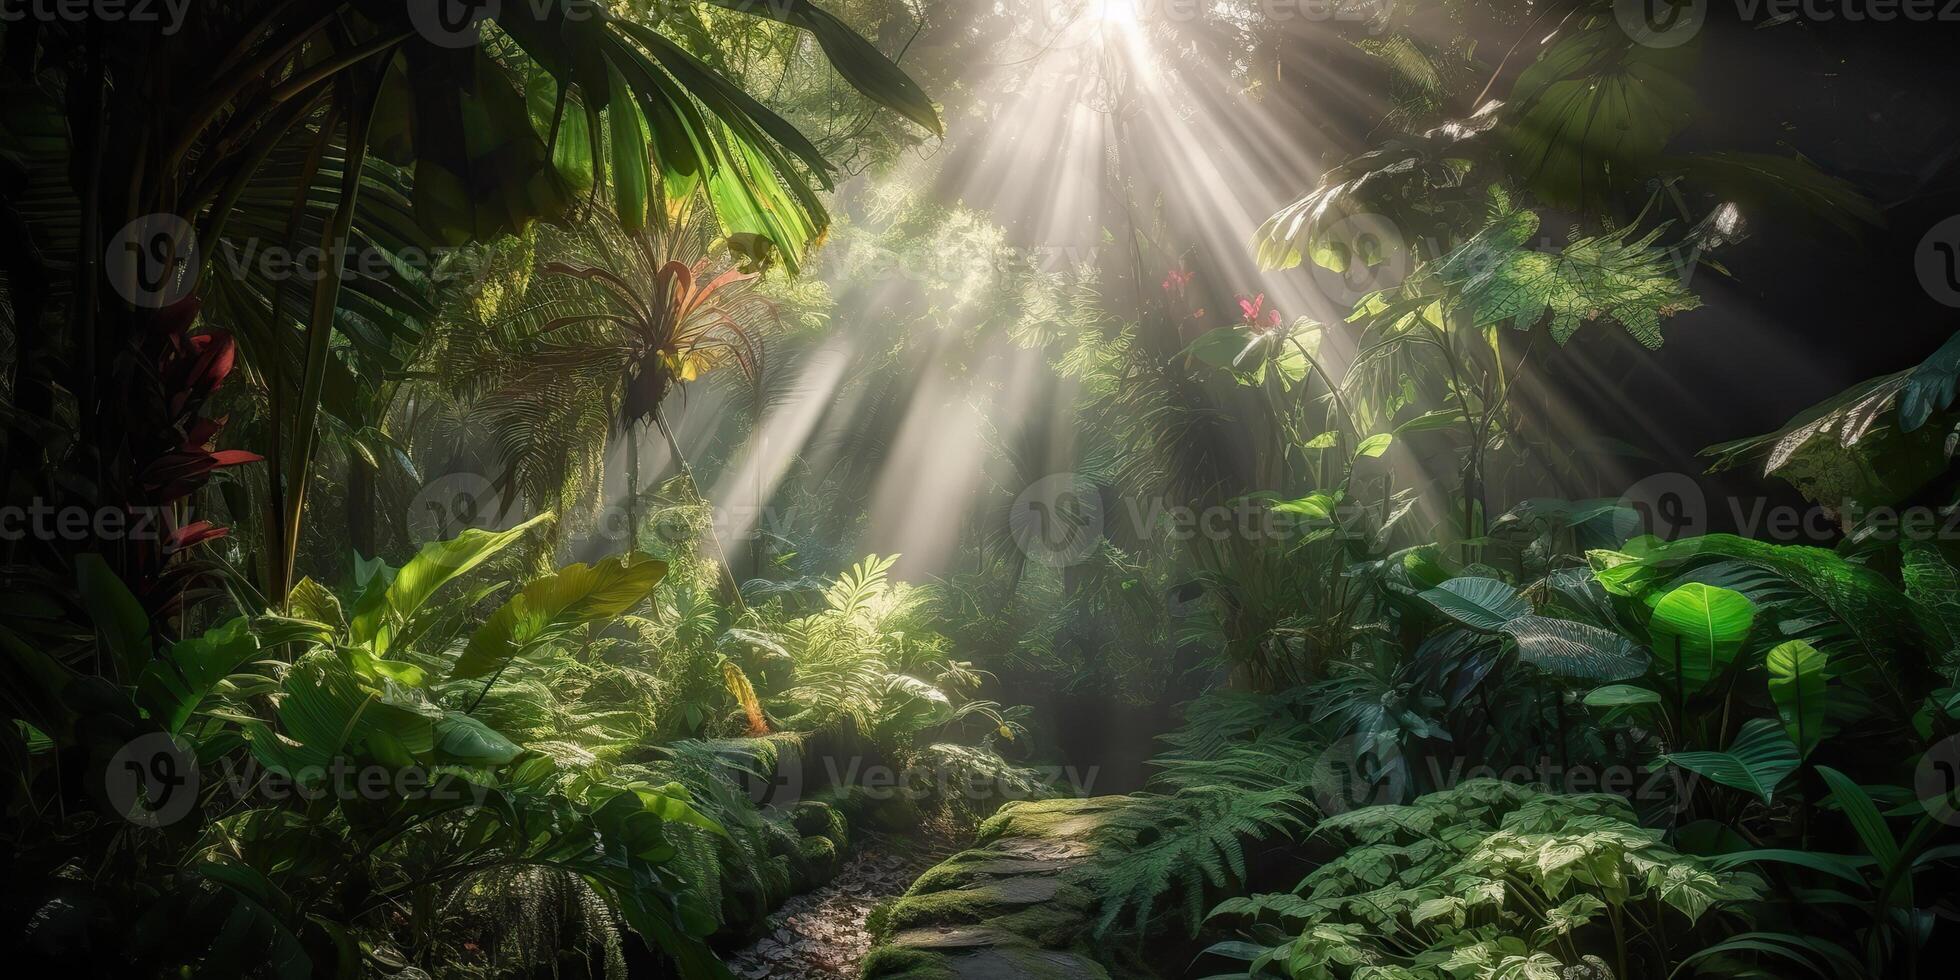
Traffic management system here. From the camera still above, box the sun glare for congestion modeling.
[1092,0,1142,27]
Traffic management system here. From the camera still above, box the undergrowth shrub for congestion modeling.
[1205,779,1763,979]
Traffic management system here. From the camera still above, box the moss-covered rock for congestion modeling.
[790,799,850,849]
[861,945,960,980]
[879,875,1090,937]
[863,945,1110,980]
[857,790,1146,978]
[861,794,1124,978]
[906,848,1077,894]
[973,797,1129,856]
[788,834,841,891]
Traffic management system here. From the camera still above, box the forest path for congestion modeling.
[857,797,1126,979]
[725,829,959,979]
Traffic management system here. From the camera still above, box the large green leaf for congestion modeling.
[605,61,652,231]
[75,554,151,679]
[1703,335,1960,509]
[1418,577,1530,632]
[1501,616,1648,681]
[349,512,552,655]
[1671,151,1881,238]
[880,674,955,734]
[1647,583,1755,692]
[1583,684,1661,708]
[1765,640,1828,758]
[1898,331,1960,433]
[136,617,260,733]
[1815,765,1899,868]
[400,44,575,246]
[1595,535,1918,719]
[699,0,941,137]
[1903,541,1960,677]
[1433,187,1699,348]
[1659,718,1799,803]
[451,552,668,680]
[235,651,437,777]
[622,780,729,838]
[433,711,521,766]
[1502,24,1697,211]
[1251,103,1500,271]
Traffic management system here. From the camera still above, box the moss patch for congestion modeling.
[907,848,1077,894]
[791,799,850,849]
[975,797,1130,851]
[861,946,961,980]
[863,796,1128,979]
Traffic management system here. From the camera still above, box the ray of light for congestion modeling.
[708,335,856,554]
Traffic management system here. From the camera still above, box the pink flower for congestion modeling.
[1237,293,1281,331]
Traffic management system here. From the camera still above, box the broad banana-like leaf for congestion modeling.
[450,551,667,680]
[1765,640,1828,758]
[1418,577,1530,632]
[136,617,260,733]
[1583,684,1662,708]
[883,674,955,733]
[238,652,438,777]
[1815,765,1900,869]
[1502,615,1648,681]
[75,554,151,680]
[1647,582,1755,693]
[433,711,522,766]
[350,512,553,656]
[1659,717,1799,803]
[284,577,344,630]
[1501,23,1697,211]
[698,0,941,137]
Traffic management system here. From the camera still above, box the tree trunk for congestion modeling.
[654,409,745,612]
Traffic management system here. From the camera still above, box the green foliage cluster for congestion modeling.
[9,499,1035,976]
[1205,780,1762,980]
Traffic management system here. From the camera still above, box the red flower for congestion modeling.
[1162,264,1193,294]
[1237,293,1281,332]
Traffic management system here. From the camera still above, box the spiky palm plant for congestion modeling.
[426,206,777,600]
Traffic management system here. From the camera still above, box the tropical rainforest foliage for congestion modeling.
[4,1,1958,978]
